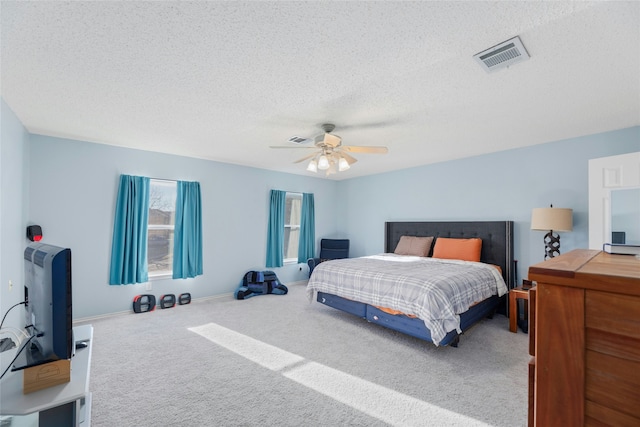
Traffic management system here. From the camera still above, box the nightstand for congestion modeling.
[509,285,532,333]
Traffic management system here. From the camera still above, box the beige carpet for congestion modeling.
[79,283,529,426]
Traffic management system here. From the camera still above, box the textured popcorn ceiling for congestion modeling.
[1,1,639,179]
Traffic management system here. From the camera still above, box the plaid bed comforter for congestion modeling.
[306,254,508,345]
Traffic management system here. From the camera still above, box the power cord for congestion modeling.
[0,301,26,330]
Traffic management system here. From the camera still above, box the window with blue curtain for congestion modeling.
[173,180,203,279]
[266,190,315,268]
[110,175,203,284]
[298,193,315,263]
[266,190,286,268]
[109,175,150,285]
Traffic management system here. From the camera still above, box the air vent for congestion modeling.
[473,36,529,73]
[288,136,313,144]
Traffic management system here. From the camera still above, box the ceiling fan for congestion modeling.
[270,123,388,175]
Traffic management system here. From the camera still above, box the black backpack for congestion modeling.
[235,270,288,300]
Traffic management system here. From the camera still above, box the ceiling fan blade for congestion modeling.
[341,145,388,154]
[338,118,403,131]
[293,152,318,164]
[339,151,358,165]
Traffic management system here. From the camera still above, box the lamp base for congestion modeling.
[543,230,561,260]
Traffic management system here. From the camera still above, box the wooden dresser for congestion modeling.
[528,249,640,427]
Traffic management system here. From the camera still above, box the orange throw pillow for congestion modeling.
[432,237,482,262]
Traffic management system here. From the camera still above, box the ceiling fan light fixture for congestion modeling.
[327,161,338,175]
[318,155,330,170]
[274,123,388,175]
[338,156,350,171]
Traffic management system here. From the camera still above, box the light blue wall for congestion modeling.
[336,127,640,284]
[0,99,30,327]
[2,97,638,320]
[27,135,338,318]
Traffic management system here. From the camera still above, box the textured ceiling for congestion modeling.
[2,1,639,179]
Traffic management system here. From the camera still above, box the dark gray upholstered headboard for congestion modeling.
[385,221,515,288]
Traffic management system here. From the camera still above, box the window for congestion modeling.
[148,179,177,277]
[110,175,202,285]
[266,190,314,268]
[283,192,302,263]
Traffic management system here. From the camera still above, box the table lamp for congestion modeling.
[531,205,573,260]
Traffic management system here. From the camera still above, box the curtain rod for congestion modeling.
[149,177,177,183]
[272,189,306,195]
[149,177,198,183]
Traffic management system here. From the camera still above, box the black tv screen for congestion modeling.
[12,243,73,371]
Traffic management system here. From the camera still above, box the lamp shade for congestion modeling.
[531,207,573,232]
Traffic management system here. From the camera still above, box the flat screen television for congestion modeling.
[11,243,73,371]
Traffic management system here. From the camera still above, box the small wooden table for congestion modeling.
[509,285,531,333]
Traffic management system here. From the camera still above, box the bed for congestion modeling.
[306,221,515,347]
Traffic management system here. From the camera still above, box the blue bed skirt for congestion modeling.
[316,291,501,347]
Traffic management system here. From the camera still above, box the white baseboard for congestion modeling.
[74,280,308,324]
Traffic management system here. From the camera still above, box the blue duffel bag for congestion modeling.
[234,270,288,300]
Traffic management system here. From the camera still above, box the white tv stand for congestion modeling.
[0,324,93,427]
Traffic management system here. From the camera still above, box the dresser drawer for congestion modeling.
[586,291,640,339]
[585,350,640,420]
[586,400,640,427]
[586,291,640,361]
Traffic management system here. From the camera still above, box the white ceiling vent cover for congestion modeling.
[473,36,530,73]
